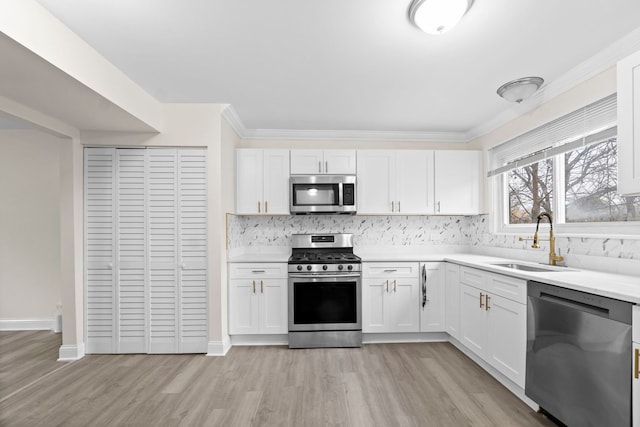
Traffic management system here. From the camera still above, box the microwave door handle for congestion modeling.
[338,182,343,207]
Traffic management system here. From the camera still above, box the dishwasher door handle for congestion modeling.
[540,292,610,318]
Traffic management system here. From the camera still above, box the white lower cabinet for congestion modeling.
[444,263,460,339]
[419,262,445,332]
[633,306,640,426]
[633,340,639,427]
[458,266,527,388]
[228,263,287,335]
[362,262,420,333]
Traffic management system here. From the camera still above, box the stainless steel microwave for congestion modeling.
[290,175,356,214]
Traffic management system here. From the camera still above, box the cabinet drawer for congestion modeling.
[363,262,419,278]
[459,266,485,289]
[634,305,640,342]
[229,263,287,279]
[487,273,527,305]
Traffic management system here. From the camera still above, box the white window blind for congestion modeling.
[488,94,617,177]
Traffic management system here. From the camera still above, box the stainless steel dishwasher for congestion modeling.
[526,281,632,427]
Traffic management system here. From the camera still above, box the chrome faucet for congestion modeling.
[519,212,565,266]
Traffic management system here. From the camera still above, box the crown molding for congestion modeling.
[220,104,247,137]
[221,104,469,142]
[223,27,640,144]
[242,128,470,143]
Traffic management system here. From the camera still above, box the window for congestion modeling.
[489,94,640,234]
[564,138,635,222]
[508,159,553,224]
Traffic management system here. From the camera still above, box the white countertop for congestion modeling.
[444,254,640,304]
[228,246,640,304]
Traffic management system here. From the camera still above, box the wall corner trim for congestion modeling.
[58,343,85,361]
[206,337,231,356]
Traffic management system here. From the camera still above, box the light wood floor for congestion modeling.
[1,332,557,427]
[0,330,67,402]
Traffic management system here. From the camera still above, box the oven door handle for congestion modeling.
[288,273,361,279]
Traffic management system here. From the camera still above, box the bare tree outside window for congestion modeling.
[564,138,639,222]
[508,159,553,224]
[506,138,639,225]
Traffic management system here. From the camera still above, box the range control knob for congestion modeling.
[297,265,303,271]
[338,264,344,271]
[306,265,312,271]
[322,265,328,271]
[347,265,353,271]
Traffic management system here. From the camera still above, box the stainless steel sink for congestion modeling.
[491,262,570,272]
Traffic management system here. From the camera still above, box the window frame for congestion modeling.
[492,152,640,238]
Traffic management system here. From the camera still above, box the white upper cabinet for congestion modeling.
[617,49,640,196]
[236,149,290,214]
[357,150,434,214]
[290,149,356,174]
[397,151,435,214]
[357,150,395,214]
[434,150,482,215]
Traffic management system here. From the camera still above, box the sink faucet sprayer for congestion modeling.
[519,212,565,266]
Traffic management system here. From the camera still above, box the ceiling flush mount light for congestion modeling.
[497,77,544,103]
[409,0,473,35]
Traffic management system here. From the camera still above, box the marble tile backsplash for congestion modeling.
[228,215,472,248]
[228,214,640,261]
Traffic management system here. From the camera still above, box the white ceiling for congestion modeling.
[32,0,640,137]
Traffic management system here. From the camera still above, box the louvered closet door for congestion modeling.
[148,149,180,353]
[116,149,147,353]
[85,148,116,353]
[177,150,208,352]
[147,148,208,353]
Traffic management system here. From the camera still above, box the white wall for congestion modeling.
[0,130,63,323]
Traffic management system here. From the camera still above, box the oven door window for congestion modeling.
[293,281,356,325]
[292,183,339,206]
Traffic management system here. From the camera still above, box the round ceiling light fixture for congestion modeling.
[496,77,544,103]
[408,0,473,35]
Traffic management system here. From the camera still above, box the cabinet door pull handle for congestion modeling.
[392,201,395,212]
[635,348,639,380]
[383,269,397,273]
[319,161,322,173]
[325,161,328,174]
[252,280,256,294]
[251,270,266,273]
[480,292,484,309]
[393,279,397,292]
[386,280,389,293]
[265,201,268,213]
[421,264,427,308]
[437,201,441,213]
[261,280,264,294]
[398,201,401,213]
[258,201,261,213]
[485,294,490,311]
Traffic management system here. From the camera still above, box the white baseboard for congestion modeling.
[0,318,59,331]
[229,334,288,347]
[206,336,232,356]
[58,343,85,361]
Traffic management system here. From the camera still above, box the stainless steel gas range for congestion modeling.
[287,233,362,348]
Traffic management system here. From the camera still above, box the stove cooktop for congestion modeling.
[288,252,361,264]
